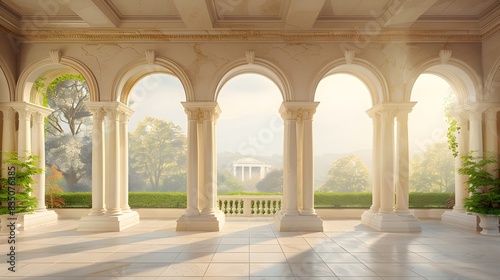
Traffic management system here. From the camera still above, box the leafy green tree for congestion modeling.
[256,169,283,193]
[217,169,244,194]
[410,142,455,192]
[44,74,92,192]
[129,117,187,191]
[318,155,370,192]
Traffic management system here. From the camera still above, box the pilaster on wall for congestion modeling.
[176,102,225,231]
[275,102,323,232]
[0,102,58,230]
[78,101,139,232]
[362,103,421,232]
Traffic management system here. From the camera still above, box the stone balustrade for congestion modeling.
[217,195,282,217]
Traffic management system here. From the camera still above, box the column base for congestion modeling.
[176,210,225,231]
[441,210,478,232]
[274,211,324,232]
[21,210,58,230]
[361,211,421,232]
[77,211,139,232]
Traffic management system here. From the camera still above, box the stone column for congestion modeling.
[468,109,483,156]
[454,112,469,212]
[301,106,318,216]
[280,104,299,216]
[395,105,414,215]
[87,106,106,216]
[275,102,323,232]
[369,111,381,213]
[1,107,16,177]
[176,102,225,231]
[201,104,220,215]
[105,107,122,216]
[119,107,134,213]
[32,109,53,212]
[484,109,499,175]
[183,106,201,215]
[16,106,32,156]
[379,109,395,214]
[362,103,420,232]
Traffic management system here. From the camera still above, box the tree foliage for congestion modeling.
[410,142,455,193]
[44,74,92,192]
[256,169,283,193]
[217,169,244,194]
[45,165,65,208]
[129,117,187,191]
[318,155,370,192]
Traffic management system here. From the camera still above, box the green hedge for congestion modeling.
[56,192,452,209]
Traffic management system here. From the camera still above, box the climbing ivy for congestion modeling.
[445,112,460,158]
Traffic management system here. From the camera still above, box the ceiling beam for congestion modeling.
[65,0,119,27]
[285,0,326,29]
[174,0,213,30]
[382,0,438,27]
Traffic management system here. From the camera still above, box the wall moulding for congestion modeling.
[8,29,485,43]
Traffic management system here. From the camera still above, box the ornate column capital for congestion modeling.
[182,101,221,123]
[279,102,319,121]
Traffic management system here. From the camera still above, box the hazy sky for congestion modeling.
[128,73,452,157]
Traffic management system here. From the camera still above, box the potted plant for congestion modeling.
[458,152,500,236]
[0,151,42,234]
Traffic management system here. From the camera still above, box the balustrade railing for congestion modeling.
[217,195,282,216]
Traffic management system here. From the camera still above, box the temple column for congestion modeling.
[361,103,420,232]
[78,102,139,232]
[468,109,484,155]
[395,105,415,214]
[301,105,319,216]
[369,111,381,212]
[182,105,200,216]
[379,109,396,214]
[87,105,106,216]
[275,102,323,232]
[32,108,53,212]
[119,107,134,212]
[484,109,499,175]
[454,112,469,212]
[105,107,122,216]
[9,103,58,230]
[1,107,16,177]
[177,102,224,231]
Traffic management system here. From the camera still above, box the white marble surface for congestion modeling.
[0,218,499,279]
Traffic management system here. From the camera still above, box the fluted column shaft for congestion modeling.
[105,108,122,216]
[379,110,395,214]
[395,109,412,214]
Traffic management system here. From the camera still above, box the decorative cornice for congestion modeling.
[0,28,487,43]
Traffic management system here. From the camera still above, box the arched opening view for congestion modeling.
[314,73,373,207]
[128,74,187,194]
[217,73,284,195]
[409,74,456,199]
[43,74,92,199]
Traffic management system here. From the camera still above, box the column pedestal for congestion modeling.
[275,211,323,232]
[176,211,225,231]
[78,211,140,232]
[20,211,59,230]
[361,211,421,232]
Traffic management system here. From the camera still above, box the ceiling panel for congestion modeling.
[2,0,77,16]
[213,0,284,19]
[108,0,179,17]
[319,0,390,17]
[422,0,497,16]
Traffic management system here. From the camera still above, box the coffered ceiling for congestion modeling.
[0,0,498,42]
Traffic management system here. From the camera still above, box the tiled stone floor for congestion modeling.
[1,217,499,279]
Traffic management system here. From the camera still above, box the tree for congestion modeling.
[410,142,455,193]
[256,169,283,193]
[44,74,92,192]
[45,165,65,208]
[318,155,370,192]
[129,117,187,191]
[217,169,244,194]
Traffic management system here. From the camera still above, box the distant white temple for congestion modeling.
[232,158,271,182]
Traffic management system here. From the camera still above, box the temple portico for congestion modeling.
[232,158,271,182]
